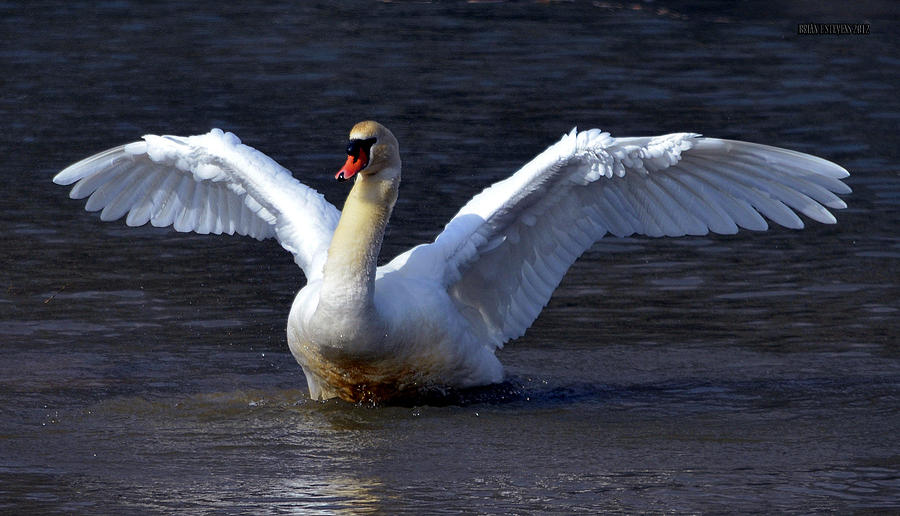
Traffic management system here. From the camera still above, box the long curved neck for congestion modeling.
[317,172,399,314]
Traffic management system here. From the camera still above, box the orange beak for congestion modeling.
[335,147,369,182]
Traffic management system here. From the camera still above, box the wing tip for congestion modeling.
[52,167,77,186]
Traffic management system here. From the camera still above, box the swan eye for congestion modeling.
[347,138,377,160]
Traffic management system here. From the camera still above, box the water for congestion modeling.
[2,1,899,513]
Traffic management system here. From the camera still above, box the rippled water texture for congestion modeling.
[2,2,898,513]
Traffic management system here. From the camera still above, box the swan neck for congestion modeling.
[318,172,398,312]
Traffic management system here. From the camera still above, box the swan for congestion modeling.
[53,121,850,402]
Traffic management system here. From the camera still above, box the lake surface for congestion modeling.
[2,1,898,513]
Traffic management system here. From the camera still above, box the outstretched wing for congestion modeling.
[53,129,340,280]
[386,129,850,348]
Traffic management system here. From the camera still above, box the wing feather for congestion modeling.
[151,172,185,229]
[173,174,199,233]
[704,156,837,224]
[124,168,165,227]
[660,174,738,234]
[386,129,850,349]
[54,129,340,279]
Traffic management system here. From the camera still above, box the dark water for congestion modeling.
[3,1,899,513]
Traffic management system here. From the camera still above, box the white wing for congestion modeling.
[386,128,850,348]
[53,129,340,280]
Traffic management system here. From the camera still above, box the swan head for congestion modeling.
[335,121,401,182]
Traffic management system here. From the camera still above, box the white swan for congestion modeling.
[53,121,850,402]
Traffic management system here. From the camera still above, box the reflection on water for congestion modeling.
[270,476,383,515]
[2,0,899,513]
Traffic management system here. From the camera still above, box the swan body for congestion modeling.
[53,121,850,402]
